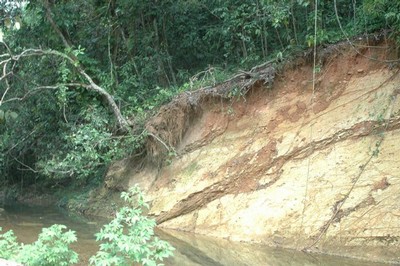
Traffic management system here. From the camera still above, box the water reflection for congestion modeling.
[0,205,389,266]
[159,229,388,266]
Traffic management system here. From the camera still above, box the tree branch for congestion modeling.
[0,65,12,105]
[13,156,39,173]
[40,0,130,131]
[0,47,130,131]
[2,2,130,131]
[2,83,83,103]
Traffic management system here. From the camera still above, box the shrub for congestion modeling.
[0,224,79,266]
[89,185,174,266]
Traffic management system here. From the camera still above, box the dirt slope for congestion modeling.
[92,39,400,263]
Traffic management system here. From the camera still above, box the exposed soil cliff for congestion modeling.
[89,39,400,263]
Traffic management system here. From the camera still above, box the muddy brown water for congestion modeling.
[0,205,390,266]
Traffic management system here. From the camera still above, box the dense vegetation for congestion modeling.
[0,0,399,190]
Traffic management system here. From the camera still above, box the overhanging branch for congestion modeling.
[40,0,130,131]
[1,83,83,103]
[0,47,130,131]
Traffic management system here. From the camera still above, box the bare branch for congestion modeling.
[2,84,81,103]
[63,104,68,123]
[0,41,13,57]
[5,128,38,154]
[0,46,130,131]
[0,58,12,106]
[13,156,39,173]
[147,132,177,154]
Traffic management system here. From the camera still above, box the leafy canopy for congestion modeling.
[0,0,398,189]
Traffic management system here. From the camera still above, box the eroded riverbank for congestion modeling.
[87,40,400,263]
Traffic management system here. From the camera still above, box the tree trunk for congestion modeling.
[162,17,177,85]
[291,0,299,45]
[153,19,169,86]
[78,69,129,130]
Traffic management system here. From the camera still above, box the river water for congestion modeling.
[0,204,389,266]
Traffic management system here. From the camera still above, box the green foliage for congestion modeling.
[17,225,78,266]
[35,106,146,182]
[0,227,19,259]
[0,0,398,189]
[0,225,79,266]
[362,0,400,42]
[0,188,174,266]
[90,185,174,266]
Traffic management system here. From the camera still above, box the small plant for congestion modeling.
[0,187,174,266]
[372,140,382,157]
[89,185,174,266]
[228,85,243,100]
[0,225,79,266]
[0,228,19,259]
[166,150,178,165]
